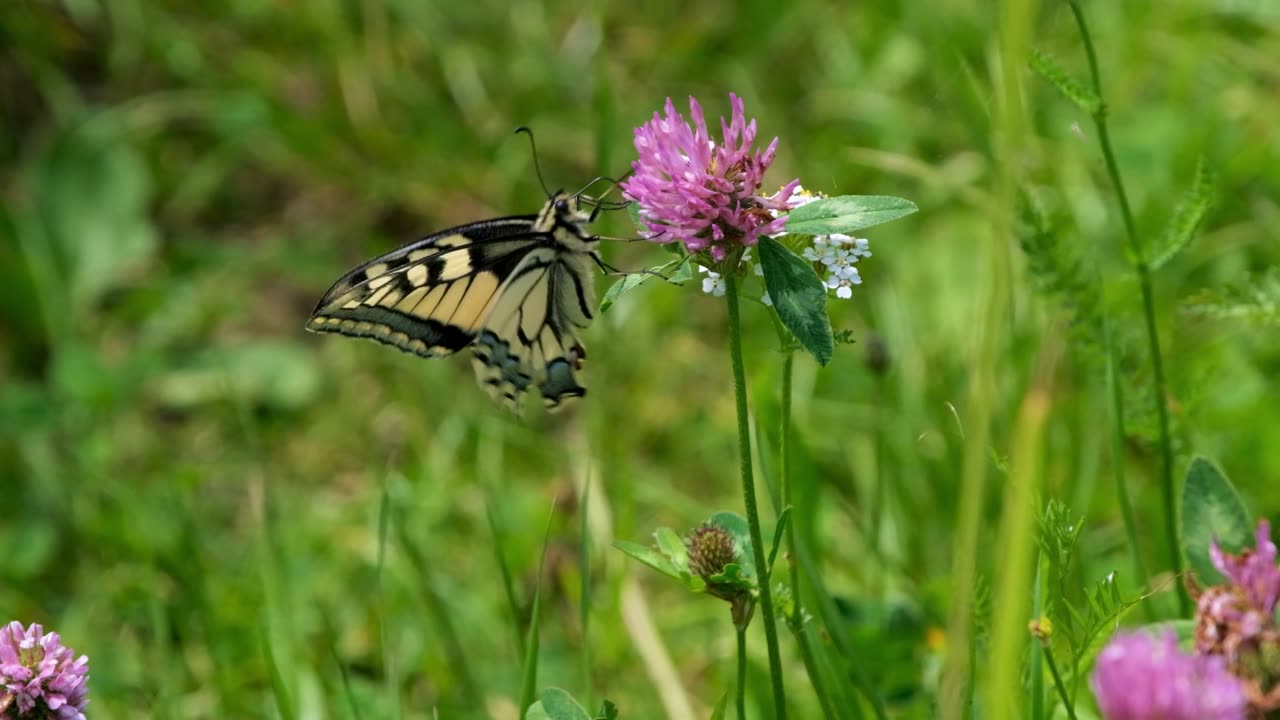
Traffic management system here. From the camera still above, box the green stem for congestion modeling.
[779,351,846,717]
[1041,643,1078,720]
[781,351,800,617]
[736,627,748,720]
[1103,317,1153,621]
[1029,559,1044,720]
[1067,0,1185,612]
[725,273,789,720]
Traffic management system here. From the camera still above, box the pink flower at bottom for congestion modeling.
[0,622,89,720]
[1211,520,1280,615]
[1091,630,1246,720]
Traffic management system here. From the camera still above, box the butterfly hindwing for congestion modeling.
[470,248,594,411]
[307,192,599,411]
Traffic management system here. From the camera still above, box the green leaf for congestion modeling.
[525,688,592,720]
[599,259,689,313]
[708,562,754,594]
[783,195,918,236]
[654,527,690,569]
[669,257,695,283]
[1150,158,1215,271]
[1181,268,1280,326]
[600,272,655,314]
[615,531,705,593]
[595,699,619,720]
[613,540,682,579]
[1029,48,1102,115]
[758,237,834,365]
[1180,456,1252,585]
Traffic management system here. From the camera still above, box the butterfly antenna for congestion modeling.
[513,126,552,198]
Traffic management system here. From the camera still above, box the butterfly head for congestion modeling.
[538,190,597,253]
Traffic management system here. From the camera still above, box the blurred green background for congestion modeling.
[2,1,1278,718]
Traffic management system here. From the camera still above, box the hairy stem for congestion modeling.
[725,273,788,720]
[736,627,747,720]
[1067,0,1185,612]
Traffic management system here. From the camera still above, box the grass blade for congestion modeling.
[519,503,559,715]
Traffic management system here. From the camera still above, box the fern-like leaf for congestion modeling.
[1030,48,1102,116]
[1181,268,1280,326]
[1149,157,1215,271]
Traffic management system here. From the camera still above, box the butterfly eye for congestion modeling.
[555,199,570,214]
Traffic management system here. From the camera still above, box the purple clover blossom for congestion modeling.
[622,93,799,262]
[0,622,89,720]
[1211,520,1280,615]
[1091,630,1247,720]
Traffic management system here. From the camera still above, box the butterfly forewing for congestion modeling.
[306,192,599,412]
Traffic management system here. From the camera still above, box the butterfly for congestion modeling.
[306,189,604,412]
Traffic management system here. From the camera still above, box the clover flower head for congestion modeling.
[1211,520,1280,615]
[1091,630,1246,720]
[685,523,739,582]
[0,622,89,720]
[622,93,799,262]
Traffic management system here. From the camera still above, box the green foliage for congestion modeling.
[520,511,559,717]
[599,257,692,313]
[1029,48,1102,115]
[1180,456,1252,586]
[758,237,834,365]
[1037,501,1144,703]
[525,688,599,720]
[1149,158,1215,271]
[1181,268,1280,326]
[782,195,918,236]
[1015,189,1104,356]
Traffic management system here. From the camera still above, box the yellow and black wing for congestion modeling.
[470,247,595,411]
[306,216,544,359]
[306,213,595,410]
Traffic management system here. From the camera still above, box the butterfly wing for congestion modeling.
[306,217,544,358]
[471,248,596,412]
[307,213,597,411]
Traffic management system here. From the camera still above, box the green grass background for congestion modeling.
[2,1,1278,718]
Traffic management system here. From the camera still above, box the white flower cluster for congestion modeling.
[803,234,871,299]
[694,185,872,304]
[785,185,871,301]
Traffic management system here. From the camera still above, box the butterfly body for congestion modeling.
[306,191,599,411]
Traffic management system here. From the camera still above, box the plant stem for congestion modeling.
[1067,0,1185,612]
[1103,317,1154,621]
[1029,559,1044,720]
[778,351,846,718]
[1041,644,1078,720]
[736,627,748,720]
[781,351,800,617]
[725,273,789,720]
